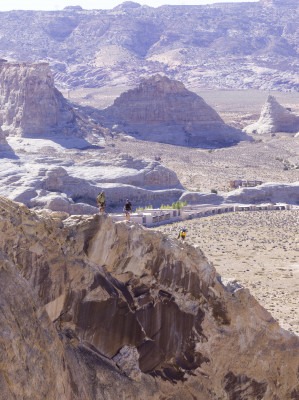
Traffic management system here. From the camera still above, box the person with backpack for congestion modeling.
[123,199,132,221]
[177,228,187,241]
[96,191,106,214]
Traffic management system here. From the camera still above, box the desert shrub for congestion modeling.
[160,204,172,209]
[211,188,218,194]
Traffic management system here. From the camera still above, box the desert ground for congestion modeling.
[152,209,299,336]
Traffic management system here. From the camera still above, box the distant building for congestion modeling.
[230,180,263,189]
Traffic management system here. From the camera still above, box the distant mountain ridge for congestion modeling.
[0,0,297,91]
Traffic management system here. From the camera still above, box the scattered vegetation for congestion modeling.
[135,205,153,212]
[275,156,297,171]
[161,200,187,209]
[135,201,187,212]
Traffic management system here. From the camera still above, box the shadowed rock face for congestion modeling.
[0,62,75,136]
[0,126,8,148]
[0,196,298,399]
[102,75,252,147]
[244,95,299,134]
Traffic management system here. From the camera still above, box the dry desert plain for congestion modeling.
[66,87,299,192]
[68,87,299,335]
[152,210,299,336]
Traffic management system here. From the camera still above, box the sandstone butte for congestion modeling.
[0,196,298,400]
[0,61,76,137]
[244,95,299,135]
[102,74,252,147]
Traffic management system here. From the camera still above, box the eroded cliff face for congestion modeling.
[0,196,298,400]
[0,62,75,136]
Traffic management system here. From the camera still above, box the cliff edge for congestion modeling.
[0,196,298,399]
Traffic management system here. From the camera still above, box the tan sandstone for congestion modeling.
[0,62,75,136]
[0,196,298,399]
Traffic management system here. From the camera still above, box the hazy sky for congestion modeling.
[0,0,259,12]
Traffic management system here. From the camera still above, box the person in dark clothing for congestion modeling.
[123,199,132,221]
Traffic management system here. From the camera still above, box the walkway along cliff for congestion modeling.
[0,196,298,400]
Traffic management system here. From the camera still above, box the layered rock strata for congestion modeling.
[102,75,252,147]
[244,95,299,134]
[0,62,75,136]
[0,196,298,399]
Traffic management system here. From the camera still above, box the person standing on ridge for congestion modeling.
[123,199,132,221]
[96,191,106,214]
[177,228,187,241]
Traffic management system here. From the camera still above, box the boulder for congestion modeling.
[179,191,223,205]
[102,75,252,147]
[244,95,299,134]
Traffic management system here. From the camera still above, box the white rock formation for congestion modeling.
[179,182,299,205]
[103,75,252,147]
[244,95,299,134]
[225,182,299,204]
[0,62,75,136]
[0,136,184,214]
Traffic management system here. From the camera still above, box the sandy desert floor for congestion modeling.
[108,132,298,193]
[152,209,299,336]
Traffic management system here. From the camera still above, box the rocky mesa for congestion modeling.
[0,196,298,399]
[102,75,252,147]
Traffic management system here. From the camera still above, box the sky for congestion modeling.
[0,0,259,12]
